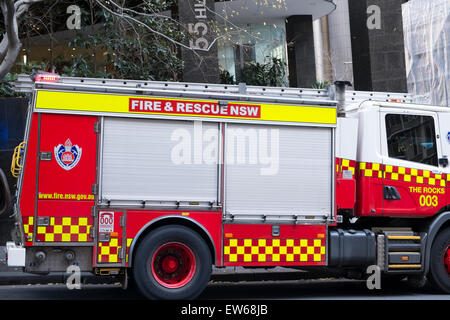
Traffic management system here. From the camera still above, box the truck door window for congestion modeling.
[385,114,438,166]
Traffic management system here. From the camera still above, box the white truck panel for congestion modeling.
[336,117,358,161]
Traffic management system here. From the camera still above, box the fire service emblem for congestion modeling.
[54,139,82,170]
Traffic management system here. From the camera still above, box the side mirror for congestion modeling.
[438,157,449,168]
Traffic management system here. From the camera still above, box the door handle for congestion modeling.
[384,186,401,200]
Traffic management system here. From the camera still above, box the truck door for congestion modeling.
[380,109,444,217]
[35,113,98,244]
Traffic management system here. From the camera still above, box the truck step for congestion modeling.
[380,230,426,273]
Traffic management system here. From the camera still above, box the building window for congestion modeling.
[385,114,438,167]
[218,21,287,84]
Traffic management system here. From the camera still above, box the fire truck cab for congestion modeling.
[1,74,450,299]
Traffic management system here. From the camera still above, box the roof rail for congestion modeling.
[12,73,420,107]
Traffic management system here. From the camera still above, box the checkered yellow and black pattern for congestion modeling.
[36,217,93,242]
[224,238,326,263]
[359,162,448,187]
[98,237,122,264]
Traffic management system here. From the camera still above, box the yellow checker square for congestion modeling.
[37,226,46,234]
[286,254,294,262]
[237,246,245,254]
[62,233,71,242]
[78,234,87,242]
[54,225,63,234]
[398,167,405,174]
[411,168,418,176]
[258,254,266,262]
[229,239,237,247]
[272,239,280,246]
[314,254,322,262]
[385,165,393,173]
[62,217,72,226]
[300,239,308,247]
[258,239,266,246]
[280,246,287,254]
[108,255,118,263]
[441,180,446,187]
[429,178,435,186]
[272,254,280,262]
[229,254,237,262]
[45,233,54,242]
[391,173,398,180]
[265,246,273,254]
[314,239,322,247]
[364,169,373,177]
[251,246,259,254]
[424,171,430,178]
[110,238,119,247]
[404,174,411,182]
[100,245,110,255]
[286,239,294,246]
[224,246,230,255]
[244,239,252,247]
[307,246,315,254]
[293,247,301,254]
[321,246,326,254]
[244,254,252,262]
[360,162,366,170]
[372,163,380,171]
[342,159,350,167]
[70,225,79,234]
[416,176,424,184]
[300,254,308,262]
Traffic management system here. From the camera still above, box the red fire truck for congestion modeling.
[1,73,450,299]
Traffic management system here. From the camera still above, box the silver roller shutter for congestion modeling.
[225,123,333,220]
[101,118,219,203]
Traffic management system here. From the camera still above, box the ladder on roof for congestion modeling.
[12,73,416,106]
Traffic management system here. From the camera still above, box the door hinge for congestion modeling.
[119,215,125,227]
[89,226,95,240]
[92,184,99,195]
[94,122,100,133]
[118,247,125,260]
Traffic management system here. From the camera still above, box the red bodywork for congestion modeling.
[18,114,449,271]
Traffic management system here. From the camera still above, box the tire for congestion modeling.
[428,228,450,293]
[132,225,212,300]
[0,169,11,217]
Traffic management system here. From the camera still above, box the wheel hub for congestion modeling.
[444,245,450,276]
[151,242,196,288]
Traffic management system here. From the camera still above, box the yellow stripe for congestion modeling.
[388,264,421,269]
[35,91,336,125]
[387,236,421,240]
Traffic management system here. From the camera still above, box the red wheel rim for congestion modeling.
[151,242,196,288]
[444,245,450,276]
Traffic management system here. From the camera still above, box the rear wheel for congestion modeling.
[133,225,212,300]
[429,228,450,293]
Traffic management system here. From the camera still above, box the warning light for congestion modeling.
[32,72,60,82]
